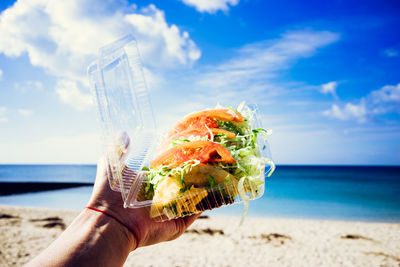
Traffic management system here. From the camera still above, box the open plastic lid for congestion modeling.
[88,35,158,207]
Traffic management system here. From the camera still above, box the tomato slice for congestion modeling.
[158,128,236,153]
[171,115,219,135]
[186,109,245,123]
[150,140,236,168]
[170,109,244,135]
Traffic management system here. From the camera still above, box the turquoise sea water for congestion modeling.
[0,165,399,222]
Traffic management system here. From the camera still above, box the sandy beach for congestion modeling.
[0,205,399,267]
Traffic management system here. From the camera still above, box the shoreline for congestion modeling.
[0,182,93,196]
[1,205,399,266]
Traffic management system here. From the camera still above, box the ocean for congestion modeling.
[0,165,399,222]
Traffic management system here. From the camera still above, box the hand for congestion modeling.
[26,134,199,267]
[87,155,200,250]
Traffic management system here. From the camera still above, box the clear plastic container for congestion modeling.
[88,35,275,221]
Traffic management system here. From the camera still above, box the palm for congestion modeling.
[88,158,200,249]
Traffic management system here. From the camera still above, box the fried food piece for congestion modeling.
[149,176,208,218]
[183,164,235,187]
[150,176,181,218]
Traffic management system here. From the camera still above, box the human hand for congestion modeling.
[87,135,200,250]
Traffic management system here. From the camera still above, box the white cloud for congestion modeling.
[323,83,400,122]
[181,0,239,13]
[0,107,7,123]
[369,83,400,114]
[18,109,33,116]
[0,0,200,109]
[0,69,3,80]
[383,48,399,57]
[193,30,339,101]
[0,1,200,74]
[55,79,93,110]
[321,81,338,97]
[124,5,201,66]
[323,102,367,123]
[13,80,43,91]
[370,83,400,104]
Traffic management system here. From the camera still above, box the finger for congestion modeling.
[95,156,109,182]
[104,131,131,173]
[103,131,131,189]
[114,131,131,161]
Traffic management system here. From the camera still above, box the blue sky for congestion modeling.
[0,0,399,165]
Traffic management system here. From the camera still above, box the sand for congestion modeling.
[0,205,399,267]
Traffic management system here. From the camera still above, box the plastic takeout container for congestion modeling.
[88,35,275,221]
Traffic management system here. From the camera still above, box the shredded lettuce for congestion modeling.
[145,103,275,221]
[145,159,201,199]
[214,104,275,224]
[209,175,217,188]
[169,135,208,148]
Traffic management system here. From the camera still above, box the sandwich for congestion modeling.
[142,104,274,219]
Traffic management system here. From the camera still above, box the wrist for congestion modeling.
[87,195,145,249]
[83,207,138,252]
[27,207,137,267]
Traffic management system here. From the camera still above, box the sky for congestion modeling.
[0,0,399,165]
